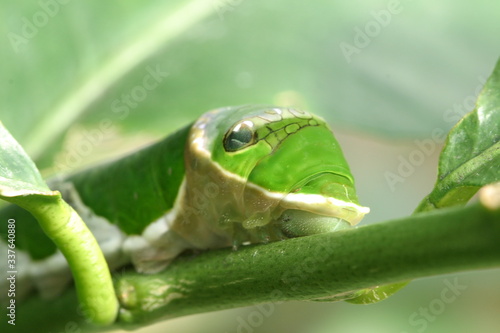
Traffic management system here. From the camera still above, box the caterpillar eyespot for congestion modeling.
[223,120,256,152]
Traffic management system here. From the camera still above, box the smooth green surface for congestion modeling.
[247,126,354,193]
[0,122,117,325]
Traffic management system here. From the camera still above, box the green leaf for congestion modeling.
[0,122,118,326]
[0,121,53,197]
[348,58,500,305]
[417,58,500,212]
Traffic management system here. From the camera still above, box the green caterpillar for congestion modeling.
[0,105,368,302]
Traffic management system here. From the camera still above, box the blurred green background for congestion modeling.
[1,0,499,332]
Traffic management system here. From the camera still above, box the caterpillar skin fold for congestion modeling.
[0,105,369,299]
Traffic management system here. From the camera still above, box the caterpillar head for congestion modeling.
[187,105,369,242]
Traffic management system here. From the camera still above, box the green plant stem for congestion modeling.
[115,199,500,328]
[6,195,118,326]
[10,197,498,332]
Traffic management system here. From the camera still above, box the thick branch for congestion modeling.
[9,198,500,332]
